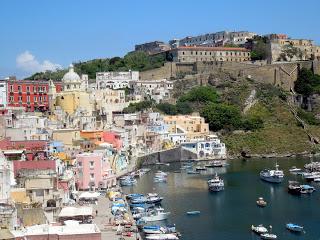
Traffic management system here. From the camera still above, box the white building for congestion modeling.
[133,79,174,103]
[4,114,49,141]
[0,80,7,108]
[96,71,139,90]
[181,134,226,158]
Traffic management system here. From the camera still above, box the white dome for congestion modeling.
[62,64,81,83]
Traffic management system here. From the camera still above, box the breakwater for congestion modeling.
[137,146,198,166]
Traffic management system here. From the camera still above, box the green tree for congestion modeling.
[178,86,219,104]
[201,103,242,131]
[156,103,177,115]
[294,68,320,96]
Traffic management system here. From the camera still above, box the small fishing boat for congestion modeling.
[143,225,164,234]
[126,193,144,199]
[289,166,302,172]
[195,166,206,171]
[288,181,301,195]
[141,208,171,222]
[300,185,315,194]
[119,176,137,186]
[251,224,268,234]
[256,197,267,207]
[186,211,200,215]
[146,196,164,204]
[145,234,179,240]
[131,196,148,204]
[314,178,320,182]
[154,176,167,183]
[286,223,304,233]
[155,171,168,177]
[187,170,200,174]
[260,233,277,239]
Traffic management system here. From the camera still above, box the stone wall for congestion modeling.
[140,60,320,91]
[138,146,198,166]
[139,62,177,80]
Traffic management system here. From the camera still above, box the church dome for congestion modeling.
[62,64,81,83]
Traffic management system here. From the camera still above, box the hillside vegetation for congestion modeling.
[26,51,167,80]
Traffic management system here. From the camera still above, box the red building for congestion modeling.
[6,80,62,112]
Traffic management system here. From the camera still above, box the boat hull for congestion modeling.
[260,175,283,183]
[141,212,171,222]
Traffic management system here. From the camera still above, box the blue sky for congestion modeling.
[0,0,319,78]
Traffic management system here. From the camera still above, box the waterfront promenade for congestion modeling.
[93,194,141,240]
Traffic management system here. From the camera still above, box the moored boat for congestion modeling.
[260,163,284,183]
[141,208,171,222]
[208,173,224,192]
[256,197,267,207]
[145,234,179,240]
[186,211,200,215]
[300,184,315,194]
[289,166,302,173]
[251,224,268,234]
[288,181,301,195]
[260,233,277,239]
[187,170,200,174]
[286,223,304,233]
[146,196,164,204]
[195,166,206,171]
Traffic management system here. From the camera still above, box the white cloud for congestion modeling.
[16,51,61,73]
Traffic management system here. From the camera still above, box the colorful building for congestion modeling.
[76,152,116,190]
[164,114,209,142]
[6,79,62,112]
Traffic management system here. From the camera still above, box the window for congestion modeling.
[39,96,42,102]
[33,86,36,92]
[27,95,30,102]
[26,86,30,92]
[43,96,46,101]
[38,86,41,92]
[90,173,94,180]
[34,96,37,102]
[18,96,22,102]
[78,161,82,167]
[90,161,94,168]
[10,96,14,102]
[10,85,13,92]
[18,85,21,92]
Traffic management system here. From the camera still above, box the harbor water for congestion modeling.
[122,157,320,240]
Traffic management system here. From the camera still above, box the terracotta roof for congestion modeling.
[176,46,250,52]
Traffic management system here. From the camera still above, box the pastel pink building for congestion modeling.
[76,152,116,190]
[102,131,122,150]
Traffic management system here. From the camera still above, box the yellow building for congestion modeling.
[52,129,81,149]
[51,64,92,114]
[163,114,209,141]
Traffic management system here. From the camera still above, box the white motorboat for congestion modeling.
[289,166,302,172]
[260,163,284,183]
[251,224,268,234]
[145,234,179,240]
[260,233,277,239]
[141,208,171,222]
[155,171,168,177]
[147,193,158,197]
[208,173,224,192]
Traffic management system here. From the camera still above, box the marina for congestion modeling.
[122,157,320,240]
